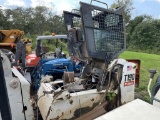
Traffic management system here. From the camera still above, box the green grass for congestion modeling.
[120,51,160,102]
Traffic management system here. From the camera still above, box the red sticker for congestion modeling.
[124,81,134,86]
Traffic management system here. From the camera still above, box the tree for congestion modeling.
[0,8,5,29]
[111,0,133,23]
[1,9,13,29]
[11,7,26,30]
[49,15,66,34]
[127,15,160,53]
[22,8,34,33]
[33,6,48,35]
[126,15,152,47]
[0,6,66,36]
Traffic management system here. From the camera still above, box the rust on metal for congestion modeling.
[76,101,108,120]
[91,99,94,101]
[69,99,73,104]
[63,72,75,84]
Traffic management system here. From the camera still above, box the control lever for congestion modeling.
[149,70,157,79]
[148,69,157,97]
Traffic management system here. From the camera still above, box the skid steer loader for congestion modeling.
[0,1,140,120]
[37,1,139,119]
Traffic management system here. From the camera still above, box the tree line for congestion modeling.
[0,6,65,35]
[127,15,160,54]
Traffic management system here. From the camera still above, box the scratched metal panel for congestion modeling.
[95,99,160,120]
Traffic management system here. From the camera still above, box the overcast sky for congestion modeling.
[0,0,160,19]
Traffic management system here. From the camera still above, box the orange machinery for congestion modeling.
[0,29,24,52]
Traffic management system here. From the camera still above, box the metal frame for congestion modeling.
[0,53,12,120]
[63,11,85,58]
[80,2,126,60]
[63,11,81,30]
[36,35,67,57]
[0,51,34,120]
[36,35,67,41]
[90,0,108,9]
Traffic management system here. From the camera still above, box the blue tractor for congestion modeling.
[31,35,82,90]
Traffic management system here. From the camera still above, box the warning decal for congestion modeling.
[124,81,134,86]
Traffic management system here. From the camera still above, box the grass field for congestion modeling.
[120,51,160,102]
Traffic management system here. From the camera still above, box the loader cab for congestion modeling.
[64,2,125,61]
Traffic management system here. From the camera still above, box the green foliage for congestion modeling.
[111,0,134,23]
[24,34,37,50]
[1,6,68,54]
[0,6,66,35]
[106,92,117,101]
[120,51,160,102]
[127,15,160,54]
[43,31,51,35]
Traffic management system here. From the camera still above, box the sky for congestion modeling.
[0,0,160,19]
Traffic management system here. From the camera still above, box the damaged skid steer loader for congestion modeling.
[37,1,137,120]
[0,1,137,120]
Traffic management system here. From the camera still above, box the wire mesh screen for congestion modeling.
[92,9,124,52]
[72,16,82,28]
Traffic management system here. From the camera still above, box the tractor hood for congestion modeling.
[45,58,69,65]
[42,58,74,75]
